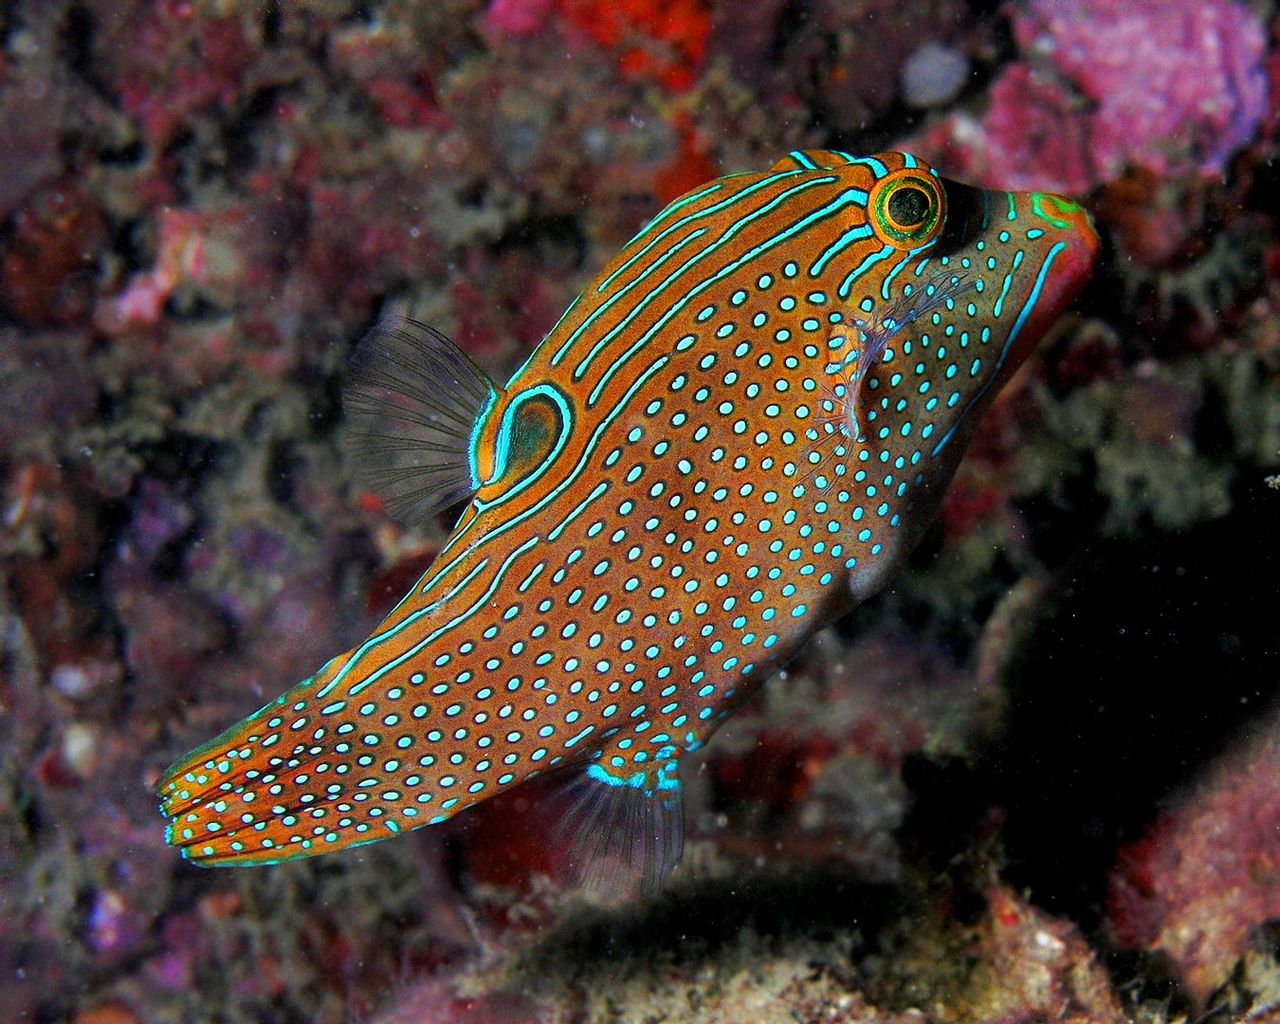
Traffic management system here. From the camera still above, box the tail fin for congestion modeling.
[156,660,405,866]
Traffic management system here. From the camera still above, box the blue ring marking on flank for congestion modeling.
[930,241,1066,458]
[418,350,674,603]
[467,386,501,490]
[334,353,675,700]
[474,382,574,511]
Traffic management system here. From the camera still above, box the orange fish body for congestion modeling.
[158,151,1097,889]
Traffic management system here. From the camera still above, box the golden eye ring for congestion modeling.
[869,171,944,248]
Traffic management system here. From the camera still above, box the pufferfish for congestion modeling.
[157,150,1097,891]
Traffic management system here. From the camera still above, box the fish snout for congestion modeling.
[1036,191,1101,283]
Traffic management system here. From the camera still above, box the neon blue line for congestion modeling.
[516,560,545,593]
[851,155,888,178]
[573,177,840,386]
[993,273,1012,318]
[404,354,672,609]
[323,534,541,700]
[930,242,1066,457]
[551,171,805,366]
[596,216,712,296]
[837,243,893,299]
[808,217,872,277]
[565,725,595,749]
[621,181,724,260]
[587,184,854,405]
[466,387,500,490]
[547,480,609,541]
[880,245,933,301]
[587,763,649,789]
[474,383,573,511]
[557,229,709,370]
[572,234,713,382]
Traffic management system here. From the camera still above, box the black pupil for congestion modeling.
[888,186,930,226]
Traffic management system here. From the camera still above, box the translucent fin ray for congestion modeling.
[550,759,685,897]
[343,315,498,526]
[846,269,973,441]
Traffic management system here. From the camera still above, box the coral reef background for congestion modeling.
[1,1,1278,1021]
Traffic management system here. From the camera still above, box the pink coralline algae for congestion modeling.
[905,0,1268,193]
[101,207,248,330]
[1106,722,1280,1002]
[1016,0,1269,179]
[483,0,556,37]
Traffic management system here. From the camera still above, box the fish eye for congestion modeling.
[869,170,944,248]
[887,186,929,227]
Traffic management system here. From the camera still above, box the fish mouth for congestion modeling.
[1033,191,1101,285]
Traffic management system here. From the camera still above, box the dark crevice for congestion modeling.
[990,488,1279,929]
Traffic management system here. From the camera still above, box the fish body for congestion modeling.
[158,151,1097,887]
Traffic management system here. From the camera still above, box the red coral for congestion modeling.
[483,0,556,37]
[653,114,719,204]
[711,731,840,814]
[112,1,258,149]
[906,62,1093,194]
[1014,0,1269,180]
[557,0,711,92]
[1106,818,1174,948]
[365,545,439,619]
[902,0,1268,193]
[1,182,106,327]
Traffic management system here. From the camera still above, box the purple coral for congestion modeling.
[903,0,1268,193]
[1017,0,1269,180]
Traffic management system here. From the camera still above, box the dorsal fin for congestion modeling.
[343,314,499,526]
